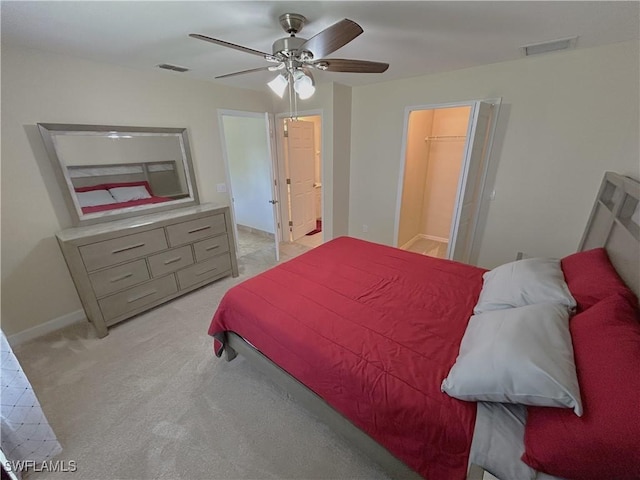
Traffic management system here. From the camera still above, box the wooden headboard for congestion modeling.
[580,171,640,299]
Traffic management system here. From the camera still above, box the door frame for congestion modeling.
[393,98,501,264]
[274,109,324,243]
[217,109,282,259]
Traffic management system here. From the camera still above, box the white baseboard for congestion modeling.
[420,234,449,244]
[7,309,86,347]
[399,235,421,250]
[400,233,449,250]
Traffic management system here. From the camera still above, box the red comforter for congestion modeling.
[209,236,486,479]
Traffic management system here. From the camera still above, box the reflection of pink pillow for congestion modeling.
[108,186,152,202]
[522,294,640,479]
[561,248,636,311]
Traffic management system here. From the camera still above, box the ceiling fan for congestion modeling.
[190,13,389,99]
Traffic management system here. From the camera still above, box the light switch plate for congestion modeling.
[216,183,227,193]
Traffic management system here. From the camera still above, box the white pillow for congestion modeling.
[108,186,151,202]
[441,303,583,415]
[474,257,575,314]
[76,189,117,207]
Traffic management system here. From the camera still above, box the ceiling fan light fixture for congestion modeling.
[268,74,288,98]
[293,70,315,100]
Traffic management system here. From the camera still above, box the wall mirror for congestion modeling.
[38,124,200,226]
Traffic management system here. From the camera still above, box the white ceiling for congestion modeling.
[2,1,638,92]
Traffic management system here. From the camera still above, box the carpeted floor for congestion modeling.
[14,243,391,480]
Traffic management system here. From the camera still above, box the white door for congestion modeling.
[286,120,316,240]
[219,111,279,261]
[447,102,494,262]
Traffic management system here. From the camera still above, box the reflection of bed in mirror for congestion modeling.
[38,124,199,226]
[68,161,188,214]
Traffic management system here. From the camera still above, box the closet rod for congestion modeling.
[425,135,466,141]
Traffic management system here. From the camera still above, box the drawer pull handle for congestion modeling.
[205,245,220,251]
[196,267,218,277]
[110,273,133,283]
[163,256,182,265]
[188,225,211,234]
[112,242,145,254]
[127,289,158,303]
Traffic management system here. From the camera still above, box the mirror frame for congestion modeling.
[38,123,200,227]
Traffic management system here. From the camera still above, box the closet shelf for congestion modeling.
[425,135,466,141]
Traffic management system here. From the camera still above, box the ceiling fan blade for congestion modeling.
[297,19,363,59]
[215,66,273,79]
[190,33,271,58]
[312,59,389,73]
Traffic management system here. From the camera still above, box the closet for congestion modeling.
[398,106,471,258]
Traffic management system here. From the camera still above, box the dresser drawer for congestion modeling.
[148,245,194,277]
[98,275,178,323]
[177,254,232,290]
[193,235,230,262]
[80,229,167,271]
[89,259,149,298]
[166,214,226,246]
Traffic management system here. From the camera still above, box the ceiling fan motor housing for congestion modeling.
[272,36,307,57]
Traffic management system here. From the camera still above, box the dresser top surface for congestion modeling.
[57,203,228,242]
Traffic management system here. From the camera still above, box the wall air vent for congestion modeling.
[522,36,578,56]
[157,63,189,72]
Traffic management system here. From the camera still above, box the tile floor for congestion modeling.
[235,228,323,262]
[293,230,323,249]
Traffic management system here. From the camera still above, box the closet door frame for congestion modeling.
[393,98,502,265]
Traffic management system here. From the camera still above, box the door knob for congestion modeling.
[269,199,278,204]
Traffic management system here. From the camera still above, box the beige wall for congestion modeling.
[1,45,272,336]
[397,110,433,247]
[331,83,352,237]
[349,40,640,268]
[421,106,470,239]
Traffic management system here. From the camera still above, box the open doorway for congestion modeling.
[276,114,323,249]
[219,110,280,262]
[396,100,500,264]
[398,106,471,258]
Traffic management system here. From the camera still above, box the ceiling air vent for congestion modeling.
[157,63,189,73]
[522,36,578,56]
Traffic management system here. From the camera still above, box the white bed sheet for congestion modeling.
[470,402,565,480]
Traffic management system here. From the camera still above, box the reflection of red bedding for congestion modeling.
[209,236,486,479]
[81,196,172,214]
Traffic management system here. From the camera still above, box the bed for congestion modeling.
[208,171,640,480]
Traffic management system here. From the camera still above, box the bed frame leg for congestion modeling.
[467,463,484,480]
[224,344,238,362]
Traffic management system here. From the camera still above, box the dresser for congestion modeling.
[57,204,238,337]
